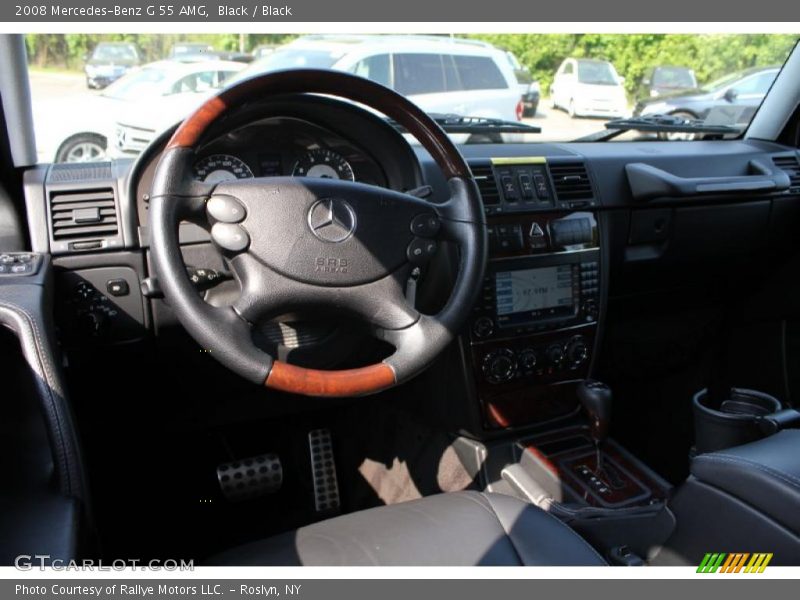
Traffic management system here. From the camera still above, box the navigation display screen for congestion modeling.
[495,265,576,326]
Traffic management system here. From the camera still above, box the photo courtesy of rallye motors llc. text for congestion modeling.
[16,584,302,596]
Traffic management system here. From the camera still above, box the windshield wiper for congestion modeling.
[575,114,742,142]
[389,114,541,136]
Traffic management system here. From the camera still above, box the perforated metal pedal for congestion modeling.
[216,453,282,502]
[308,428,340,513]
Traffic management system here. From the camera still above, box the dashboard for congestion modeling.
[17,92,800,434]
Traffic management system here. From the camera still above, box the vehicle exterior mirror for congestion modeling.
[617,76,626,85]
[724,88,738,102]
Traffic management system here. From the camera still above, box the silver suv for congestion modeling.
[238,35,524,122]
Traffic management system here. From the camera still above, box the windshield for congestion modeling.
[577,61,618,85]
[25,33,797,163]
[92,44,137,62]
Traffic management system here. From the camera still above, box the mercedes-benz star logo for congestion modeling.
[307,199,357,243]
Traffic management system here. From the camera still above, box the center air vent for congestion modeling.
[471,164,500,205]
[772,154,800,194]
[549,162,594,201]
[50,188,118,242]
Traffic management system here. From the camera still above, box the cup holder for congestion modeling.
[693,388,782,454]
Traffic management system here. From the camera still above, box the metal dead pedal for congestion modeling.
[216,453,282,502]
[308,428,340,513]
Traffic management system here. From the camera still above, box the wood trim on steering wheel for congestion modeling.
[265,361,396,398]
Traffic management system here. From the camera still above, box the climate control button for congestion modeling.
[545,343,565,367]
[566,336,590,369]
[482,349,517,384]
[518,348,538,372]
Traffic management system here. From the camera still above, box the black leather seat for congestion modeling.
[210,491,607,566]
[692,430,800,534]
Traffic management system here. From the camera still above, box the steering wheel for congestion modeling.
[148,69,486,398]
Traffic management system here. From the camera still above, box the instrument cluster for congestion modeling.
[135,115,390,225]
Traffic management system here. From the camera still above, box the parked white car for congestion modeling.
[236,35,524,122]
[33,59,245,163]
[550,58,628,119]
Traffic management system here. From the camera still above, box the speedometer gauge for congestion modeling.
[193,155,254,184]
[292,149,355,181]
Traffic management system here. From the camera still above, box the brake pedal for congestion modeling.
[216,453,282,502]
[308,428,340,513]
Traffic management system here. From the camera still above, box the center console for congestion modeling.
[465,158,604,430]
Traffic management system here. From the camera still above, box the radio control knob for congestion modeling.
[483,349,517,384]
[566,336,589,368]
[545,343,565,367]
[519,348,538,372]
[473,316,494,339]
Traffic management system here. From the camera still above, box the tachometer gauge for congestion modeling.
[292,149,355,181]
[193,154,254,184]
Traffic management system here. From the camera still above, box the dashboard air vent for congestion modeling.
[772,154,800,194]
[50,188,118,241]
[549,162,594,201]
[471,165,500,205]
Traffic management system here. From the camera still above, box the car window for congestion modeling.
[218,70,238,86]
[170,71,215,94]
[352,54,391,88]
[731,71,776,95]
[92,45,137,62]
[652,68,696,88]
[562,62,574,75]
[577,61,618,85]
[393,53,448,95]
[453,56,507,90]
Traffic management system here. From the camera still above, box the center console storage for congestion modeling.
[497,425,675,562]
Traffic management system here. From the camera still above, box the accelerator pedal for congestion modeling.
[308,428,341,514]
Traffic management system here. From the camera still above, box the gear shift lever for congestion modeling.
[577,380,613,473]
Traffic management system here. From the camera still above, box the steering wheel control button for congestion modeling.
[308,198,357,243]
[410,213,441,238]
[207,195,246,223]
[407,237,438,265]
[211,223,250,252]
[106,278,130,297]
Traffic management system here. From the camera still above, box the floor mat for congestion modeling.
[333,399,478,512]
